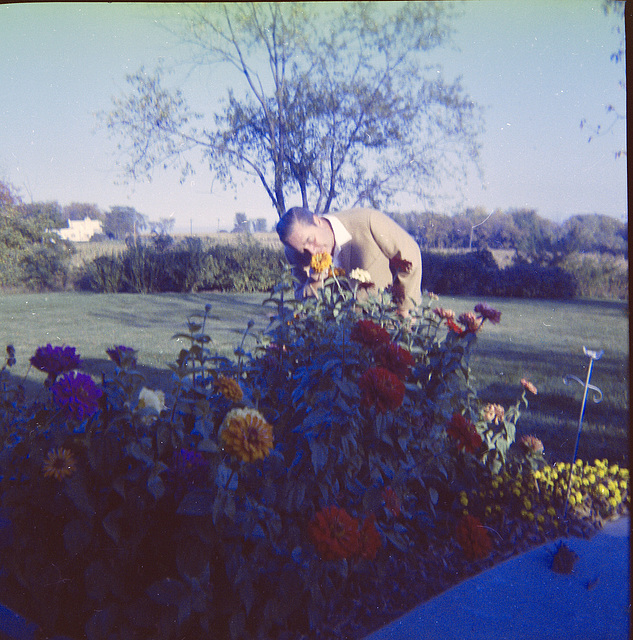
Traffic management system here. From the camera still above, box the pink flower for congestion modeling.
[520,435,544,455]
[457,312,482,334]
[521,378,538,395]
[433,307,455,320]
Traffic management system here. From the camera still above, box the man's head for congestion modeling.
[276,207,334,257]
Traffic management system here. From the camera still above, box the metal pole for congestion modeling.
[562,347,603,519]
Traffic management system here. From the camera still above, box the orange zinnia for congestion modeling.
[216,375,243,403]
[220,408,274,463]
[43,447,77,481]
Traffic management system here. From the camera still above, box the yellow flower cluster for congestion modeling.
[220,408,274,463]
[216,375,243,403]
[467,459,629,536]
[310,252,333,275]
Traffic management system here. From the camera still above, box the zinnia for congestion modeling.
[308,506,360,561]
[216,375,243,402]
[106,345,137,369]
[520,435,544,455]
[474,302,502,324]
[138,387,166,418]
[457,312,482,334]
[433,307,455,320]
[389,252,412,274]
[456,514,492,560]
[42,447,77,481]
[220,408,274,463]
[310,252,332,274]
[388,281,406,305]
[446,412,482,454]
[521,378,538,395]
[350,320,392,347]
[446,318,464,336]
[51,372,102,421]
[30,344,82,379]
[375,342,415,379]
[359,367,406,413]
[349,268,372,283]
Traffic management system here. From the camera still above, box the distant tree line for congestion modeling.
[390,208,628,260]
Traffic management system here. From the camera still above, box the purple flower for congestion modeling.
[30,344,82,379]
[52,372,102,421]
[106,345,137,369]
[474,303,502,325]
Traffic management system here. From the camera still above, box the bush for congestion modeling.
[422,250,577,299]
[559,252,628,300]
[0,271,626,639]
[76,238,285,294]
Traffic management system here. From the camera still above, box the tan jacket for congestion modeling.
[284,207,422,310]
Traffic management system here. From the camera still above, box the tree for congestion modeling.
[62,202,104,222]
[580,0,626,158]
[104,206,147,240]
[101,2,483,217]
[232,212,251,233]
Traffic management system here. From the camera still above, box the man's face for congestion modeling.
[285,216,334,257]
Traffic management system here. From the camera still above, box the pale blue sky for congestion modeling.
[0,1,626,233]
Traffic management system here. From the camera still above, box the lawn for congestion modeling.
[0,291,628,465]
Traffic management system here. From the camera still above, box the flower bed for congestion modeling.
[0,267,628,640]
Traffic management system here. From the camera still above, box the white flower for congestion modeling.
[349,268,372,283]
[138,387,166,414]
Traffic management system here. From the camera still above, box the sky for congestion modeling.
[0,1,627,234]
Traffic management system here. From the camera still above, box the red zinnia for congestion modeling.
[446,412,482,454]
[456,514,492,561]
[350,320,392,348]
[375,342,415,379]
[389,252,412,274]
[446,318,464,336]
[358,514,382,560]
[359,367,406,413]
[388,281,407,305]
[308,506,360,561]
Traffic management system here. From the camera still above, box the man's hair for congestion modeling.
[276,206,315,243]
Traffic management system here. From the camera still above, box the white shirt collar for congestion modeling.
[323,214,351,262]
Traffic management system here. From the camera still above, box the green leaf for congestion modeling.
[177,489,215,516]
[146,577,188,606]
[64,519,92,556]
[310,440,328,474]
[63,474,95,516]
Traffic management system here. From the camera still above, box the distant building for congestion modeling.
[57,217,103,242]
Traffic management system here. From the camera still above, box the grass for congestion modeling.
[1,291,628,465]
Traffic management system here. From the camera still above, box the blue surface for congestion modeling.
[365,517,630,640]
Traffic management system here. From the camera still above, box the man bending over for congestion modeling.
[276,206,422,316]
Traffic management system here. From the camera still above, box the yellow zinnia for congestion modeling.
[310,252,333,274]
[43,447,77,481]
[220,408,274,463]
[216,375,243,403]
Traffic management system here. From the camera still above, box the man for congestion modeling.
[276,206,422,315]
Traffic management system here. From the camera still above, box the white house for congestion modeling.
[57,217,103,242]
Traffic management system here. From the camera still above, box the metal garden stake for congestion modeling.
[562,346,604,519]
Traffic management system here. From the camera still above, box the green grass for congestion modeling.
[0,291,628,465]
